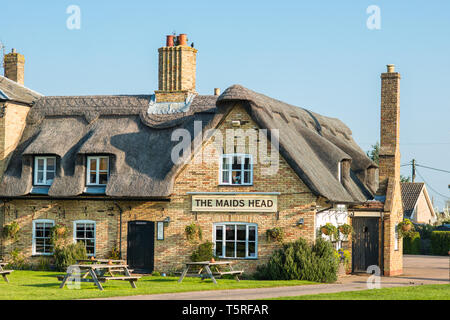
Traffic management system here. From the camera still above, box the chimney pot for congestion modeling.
[214,88,220,96]
[387,64,395,73]
[11,48,16,53]
[178,34,188,46]
[166,35,174,47]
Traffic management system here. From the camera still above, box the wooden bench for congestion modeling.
[97,276,141,281]
[0,270,13,283]
[210,270,243,281]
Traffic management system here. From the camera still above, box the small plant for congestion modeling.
[336,248,351,269]
[190,241,215,262]
[7,249,31,270]
[338,224,353,236]
[151,271,161,277]
[185,223,203,242]
[320,223,338,240]
[266,227,284,243]
[108,247,121,260]
[34,256,53,271]
[2,221,20,241]
[50,224,69,246]
[397,219,415,238]
[53,241,87,271]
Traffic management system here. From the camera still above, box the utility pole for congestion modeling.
[412,159,416,183]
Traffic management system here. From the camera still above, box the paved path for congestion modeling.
[93,255,449,300]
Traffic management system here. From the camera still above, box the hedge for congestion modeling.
[403,232,421,254]
[430,231,450,256]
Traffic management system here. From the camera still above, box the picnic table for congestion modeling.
[59,264,140,291]
[0,262,13,283]
[76,259,126,265]
[178,261,243,285]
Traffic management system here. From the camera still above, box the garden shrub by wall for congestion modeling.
[254,237,338,283]
[403,232,421,254]
[430,231,450,256]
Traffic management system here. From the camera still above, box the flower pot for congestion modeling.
[210,258,216,263]
[90,256,96,261]
[321,227,329,235]
[402,224,412,232]
[107,260,113,265]
[338,263,346,275]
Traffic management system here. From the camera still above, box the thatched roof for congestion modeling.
[0,75,42,104]
[0,85,376,202]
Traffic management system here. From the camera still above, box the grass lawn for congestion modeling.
[0,271,316,300]
[267,284,450,300]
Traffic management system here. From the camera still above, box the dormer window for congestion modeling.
[220,154,253,185]
[86,156,109,186]
[338,161,343,182]
[34,156,56,186]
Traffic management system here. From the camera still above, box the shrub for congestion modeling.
[254,237,338,283]
[190,241,215,262]
[34,256,53,271]
[54,241,88,271]
[414,224,434,240]
[7,249,31,270]
[50,224,69,247]
[2,221,20,241]
[151,271,161,276]
[430,231,450,256]
[403,232,421,254]
[266,227,284,243]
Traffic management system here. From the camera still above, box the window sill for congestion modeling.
[218,184,254,187]
[216,257,258,260]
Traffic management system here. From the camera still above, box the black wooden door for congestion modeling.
[352,217,380,273]
[127,221,155,273]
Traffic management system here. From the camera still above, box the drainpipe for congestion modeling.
[114,202,123,259]
[380,210,385,276]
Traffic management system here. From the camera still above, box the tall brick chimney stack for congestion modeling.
[4,48,25,85]
[155,34,198,103]
[378,64,401,192]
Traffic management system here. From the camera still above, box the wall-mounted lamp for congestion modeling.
[297,218,304,227]
[163,216,171,226]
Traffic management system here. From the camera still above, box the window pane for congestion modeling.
[225,242,235,258]
[37,171,44,184]
[99,158,108,171]
[90,159,97,171]
[236,242,246,258]
[46,172,55,184]
[248,226,256,241]
[47,158,55,171]
[215,227,223,241]
[215,241,223,257]
[231,171,242,184]
[222,171,229,184]
[237,225,246,241]
[232,156,242,170]
[222,157,230,170]
[243,171,251,184]
[225,225,235,241]
[248,242,256,257]
[43,225,51,237]
[99,173,108,185]
[244,157,251,170]
[89,173,97,184]
[37,159,44,170]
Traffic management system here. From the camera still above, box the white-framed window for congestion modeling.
[32,219,54,255]
[73,220,96,256]
[219,154,253,185]
[86,156,109,186]
[213,223,258,259]
[34,156,56,186]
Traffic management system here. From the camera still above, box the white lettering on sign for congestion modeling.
[191,195,277,212]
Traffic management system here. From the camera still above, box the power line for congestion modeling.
[416,169,450,200]
[416,164,450,174]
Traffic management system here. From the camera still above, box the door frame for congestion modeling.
[351,216,382,274]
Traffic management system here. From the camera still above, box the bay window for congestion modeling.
[214,223,257,259]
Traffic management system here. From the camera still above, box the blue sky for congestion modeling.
[1,0,449,209]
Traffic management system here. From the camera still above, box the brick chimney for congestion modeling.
[4,48,25,85]
[378,64,401,192]
[155,34,197,103]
